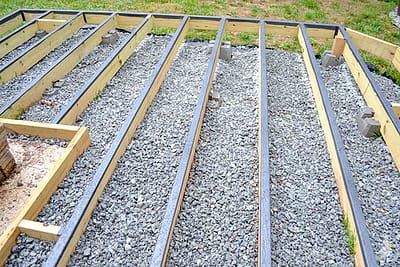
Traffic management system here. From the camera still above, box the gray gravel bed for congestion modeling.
[68,41,210,266]
[321,63,400,266]
[0,36,41,66]
[268,50,352,265]
[22,30,130,122]
[372,73,400,103]
[5,35,170,266]
[167,46,258,266]
[0,28,90,108]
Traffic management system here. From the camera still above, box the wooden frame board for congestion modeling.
[0,118,90,266]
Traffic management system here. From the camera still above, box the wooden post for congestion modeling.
[0,123,15,182]
[331,36,346,58]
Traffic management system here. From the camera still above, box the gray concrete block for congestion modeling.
[355,106,375,124]
[220,41,232,62]
[321,50,344,68]
[35,30,47,38]
[101,30,119,45]
[209,90,221,101]
[357,117,381,138]
[207,41,232,61]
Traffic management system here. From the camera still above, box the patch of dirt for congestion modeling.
[0,139,64,235]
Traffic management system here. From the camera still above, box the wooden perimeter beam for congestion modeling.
[0,14,117,119]
[0,10,24,37]
[44,16,190,267]
[0,12,84,85]
[257,21,271,267]
[0,120,90,266]
[53,15,153,125]
[346,28,398,64]
[18,219,61,242]
[392,103,400,118]
[150,18,225,267]
[298,24,377,267]
[0,11,53,58]
[338,27,400,172]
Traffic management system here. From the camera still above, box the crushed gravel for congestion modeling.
[321,63,400,266]
[167,46,259,266]
[68,40,209,266]
[5,35,171,266]
[0,36,41,66]
[22,30,130,122]
[0,29,90,108]
[268,50,352,265]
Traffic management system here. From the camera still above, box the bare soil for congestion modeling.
[0,139,63,235]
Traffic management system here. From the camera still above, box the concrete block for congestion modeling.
[101,30,119,45]
[357,117,381,138]
[355,107,375,123]
[321,50,344,68]
[35,30,47,38]
[209,90,221,101]
[207,41,232,61]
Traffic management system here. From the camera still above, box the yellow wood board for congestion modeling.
[0,119,90,266]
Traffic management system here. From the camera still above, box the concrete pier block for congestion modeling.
[207,41,232,61]
[35,30,47,38]
[321,50,344,68]
[355,106,375,120]
[357,117,381,138]
[101,30,119,45]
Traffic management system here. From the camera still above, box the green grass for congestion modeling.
[342,215,356,256]
[0,0,398,83]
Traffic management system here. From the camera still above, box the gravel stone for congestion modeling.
[0,29,90,108]
[321,63,400,266]
[268,49,352,265]
[22,30,130,122]
[5,35,171,266]
[68,41,210,266]
[167,46,259,266]
[0,36,41,66]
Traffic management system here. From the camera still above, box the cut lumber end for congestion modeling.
[0,123,16,182]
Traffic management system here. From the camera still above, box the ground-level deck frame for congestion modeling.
[0,8,399,267]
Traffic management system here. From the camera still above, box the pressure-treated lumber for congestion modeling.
[18,220,61,242]
[392,103,400,118]
[331,37,345,57]
[44,16,190,267]
[0,22,38,58]
[37,19,67,32]
[0,12,84,85]
[346,28,398,63]
[0,119,90,266]
[393,48,400,72]
[298,24,376,267]
[0,14,117,120]
[338,27,400,172]
[0,123,16,182]
[150,18,225,267]
[54,15,153,125]
[0,11,24,37]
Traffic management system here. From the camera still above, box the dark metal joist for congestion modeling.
[0,13,118,119]
[0,10,52,58]
[52,15,154,125]
[0,11,83,85]
[258,21,271,267]
[298,23,376,267]
[44,16,190,267]
[150,18,226,267]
